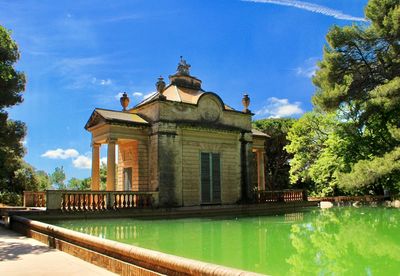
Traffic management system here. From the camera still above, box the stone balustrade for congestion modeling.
[46,190,158,211]
[23,191,47,208]
[255,189,307,203]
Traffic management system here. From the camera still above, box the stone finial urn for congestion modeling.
[120,92,130,111]
[156,76,166,93]
[242,94,250,113]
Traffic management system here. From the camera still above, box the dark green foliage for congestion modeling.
[0,25,28,199]
[13,161,40,192]
[0,191,22,206]
[0,26,26,109]
[287,0,400,196]
[253,118,296,190]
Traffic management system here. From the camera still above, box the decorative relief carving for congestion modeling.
[198,96,221,122]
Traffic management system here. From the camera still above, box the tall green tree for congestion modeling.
[13,161,39,192]
[253,118,296,190]
[36,170,52,191]
[50,166,66,190]
[287,0,400,195]
[0,25,27,194]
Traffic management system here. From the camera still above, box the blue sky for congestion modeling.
[1,0,368,180]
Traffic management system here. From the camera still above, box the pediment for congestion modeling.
[85,111,106,130]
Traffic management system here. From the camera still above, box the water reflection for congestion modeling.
[287,208,400,275]
[50,207,400,275]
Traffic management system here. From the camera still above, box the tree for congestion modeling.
[50,166,66,190]
[0,25,27,195]
[36,170,52,191]
[287,0,400,195]
[100,161,107,190]
[13,161,39,192]
[68,177,91,190]
[253,118,296,190]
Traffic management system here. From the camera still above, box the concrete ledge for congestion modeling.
[10,215,265,276]
[13,201,318,221]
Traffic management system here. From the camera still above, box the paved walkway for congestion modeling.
[0,226,116,276]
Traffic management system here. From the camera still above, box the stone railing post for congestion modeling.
[46,190,64,210]
[108,191,115,209]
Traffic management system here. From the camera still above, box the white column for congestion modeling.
[106,138,117,191]
[91,143,101,191]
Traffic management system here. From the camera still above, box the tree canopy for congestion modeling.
[0,25,30,195]
[286,0,400,196]
[50,166,66,190]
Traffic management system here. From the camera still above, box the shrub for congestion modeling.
[0,191,22,206]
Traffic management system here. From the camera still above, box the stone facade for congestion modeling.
[85,58,267,207]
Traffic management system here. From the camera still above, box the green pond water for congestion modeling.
[49,207,400,275]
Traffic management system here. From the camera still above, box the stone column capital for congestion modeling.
[91,142,101,148]
[106,137,118,144]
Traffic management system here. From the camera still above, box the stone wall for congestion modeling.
[181,128,241,206]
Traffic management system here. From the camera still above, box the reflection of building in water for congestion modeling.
[285,212,304,222]
[85,58,268,207]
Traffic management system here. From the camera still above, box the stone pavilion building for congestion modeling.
[85,58,267,207]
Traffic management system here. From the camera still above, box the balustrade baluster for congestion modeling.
[33,194,37,207]
[117,194,121,208]
[101,194,106,210]
[40,194,45,207]
[83,194,87,210]
[114,194,118,209]
[61,194,66,211]
[78,194,82,210]
[70,194,74,211]
[85,194,90,211]
[97,194,101,210]
[127,194,132,208]
[92,194,96,210]
[66,194,71,211]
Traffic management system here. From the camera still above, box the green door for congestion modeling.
[201,153,221,204]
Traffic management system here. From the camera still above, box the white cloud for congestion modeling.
[132,92,143,98]
[256,97,304,118]
[72,155,91,169]
[100,79,112,85]
[243,0,367,22]
[41,148,79,159]
[296,65,317,78]
[92,77,112,86]
[100,157,107,165]
[57,56,105,72]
